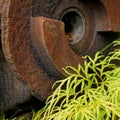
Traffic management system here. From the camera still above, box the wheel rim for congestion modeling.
[2,0,120,101]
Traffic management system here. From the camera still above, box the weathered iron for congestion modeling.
[0,0,120,112]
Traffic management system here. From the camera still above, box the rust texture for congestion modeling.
[0,0,120,112]
[0,0,33,112]
[100,0,120,32]
[31,17,84,77]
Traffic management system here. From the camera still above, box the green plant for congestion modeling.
[0,114,6,120]
[33,39,120,120]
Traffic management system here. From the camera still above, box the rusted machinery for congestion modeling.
[0,0,120,112]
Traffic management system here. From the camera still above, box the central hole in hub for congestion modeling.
[61,11,86,44]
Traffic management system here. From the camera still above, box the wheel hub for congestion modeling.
[60,8,86,45]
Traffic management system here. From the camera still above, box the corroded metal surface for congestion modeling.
[0,0,3,29]
[0,1,32,113]
[31,17,84,77]
[0,0,120,112]
[100,0,120,32]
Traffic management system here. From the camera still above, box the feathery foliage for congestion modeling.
[32,38,120,120]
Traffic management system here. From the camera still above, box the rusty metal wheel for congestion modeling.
[0,0,120,112]
[33,0,120,56]
[33,0,99,55]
